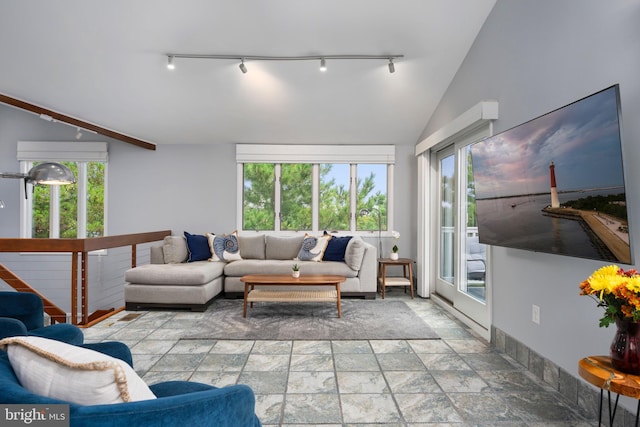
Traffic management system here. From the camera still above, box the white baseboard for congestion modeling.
[430,293,490,341]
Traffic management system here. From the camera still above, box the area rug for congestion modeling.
[185,299,439,340]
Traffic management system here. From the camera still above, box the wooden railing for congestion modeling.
[0,230,171,326]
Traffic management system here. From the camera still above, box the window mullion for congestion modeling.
[274,164,282,231]
[77,162,87,238]
[312,164,319,232]
[49,186,60,238]
[349,164,357,232]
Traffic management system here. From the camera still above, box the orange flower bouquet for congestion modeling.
[579,265,640,327]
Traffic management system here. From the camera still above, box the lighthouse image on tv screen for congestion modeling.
[470,85,631,264]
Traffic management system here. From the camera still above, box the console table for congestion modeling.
[240,274,346,318]
[578,355,640,426]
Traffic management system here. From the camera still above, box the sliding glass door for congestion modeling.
[434,130,489,330]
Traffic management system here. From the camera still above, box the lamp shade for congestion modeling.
[27,162,75,185]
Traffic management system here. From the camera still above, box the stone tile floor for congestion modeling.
[83,290,598,426]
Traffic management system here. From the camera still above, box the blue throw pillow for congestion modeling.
[323,235,352,262]
[184,231,211,262]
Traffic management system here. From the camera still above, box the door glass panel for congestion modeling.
[440,155,455,285]
[462,145,486,302]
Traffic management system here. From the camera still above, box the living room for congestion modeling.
[1,0,639,424]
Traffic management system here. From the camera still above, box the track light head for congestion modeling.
[239,59,247,74]
[167,55,175,70]
[320,58,327,72]
[388,59,395,74]
[75,127,83,140]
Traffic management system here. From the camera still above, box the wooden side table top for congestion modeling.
[378,257,413,265]
[578,355,640,399]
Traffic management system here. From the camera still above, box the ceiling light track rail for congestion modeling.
[0,93,156,151]
[168,54,404,61]
[166,53,404,73]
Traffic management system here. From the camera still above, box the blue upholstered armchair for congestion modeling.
[0,291,84,344]
[0,340,262,427]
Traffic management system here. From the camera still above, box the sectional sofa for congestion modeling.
[124,233,377,311]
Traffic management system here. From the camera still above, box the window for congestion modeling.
[319,163,350,231]
[237,145,394,233]
[280,163,312,230]
[243,163,275,230]
[18,141,107,238]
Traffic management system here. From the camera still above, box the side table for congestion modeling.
[378,258,414,299]
[578,355,640,426]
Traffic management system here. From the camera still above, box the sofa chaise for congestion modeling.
[124,232,377,311]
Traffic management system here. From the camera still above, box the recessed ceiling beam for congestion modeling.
[0,93,156,151]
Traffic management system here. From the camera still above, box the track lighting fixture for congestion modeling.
[38,114,97,138]
[167,55,175,70]
[165,53,403,74]
[0,200,4,209]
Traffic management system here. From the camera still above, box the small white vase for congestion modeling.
[390,252,399,260]
[292,270,300,278]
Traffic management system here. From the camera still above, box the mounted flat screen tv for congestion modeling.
[470,84,632,264]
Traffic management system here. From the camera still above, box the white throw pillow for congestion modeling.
[209,230,243,262]
[296,233,331,262]
[0,336,156,405]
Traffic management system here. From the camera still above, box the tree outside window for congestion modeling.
[281,164,312,230]
[243,163,275,230]
[31,161,105,238]
[242,162,388,232]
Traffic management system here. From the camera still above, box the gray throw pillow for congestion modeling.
[239,234,266,260]
[266,235,304,260]
[344,237,366,271]
[162,236,188,264]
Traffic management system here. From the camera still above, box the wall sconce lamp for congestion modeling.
[0,162,76,200]
[359,207,382,257]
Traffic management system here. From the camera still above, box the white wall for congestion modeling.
[421,0,640,379]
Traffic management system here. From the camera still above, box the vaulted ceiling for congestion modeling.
[0,1,495,147]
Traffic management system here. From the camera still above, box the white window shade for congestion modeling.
[17,141,108,162]
[236,144,395,164]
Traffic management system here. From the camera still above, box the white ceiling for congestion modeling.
[0,1,495,147]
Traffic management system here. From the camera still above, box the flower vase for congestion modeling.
[292,271,300,278]
[390,252,398,260]
[610,319,640,375]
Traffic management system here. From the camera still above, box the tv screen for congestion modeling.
[470,85,631,264]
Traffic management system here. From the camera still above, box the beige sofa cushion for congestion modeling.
[125,261,225,286]
[239,234,266,260]
[162,235,189,264]
[344,237,366,271]
[265,235,304,260]
[224,259,358,278]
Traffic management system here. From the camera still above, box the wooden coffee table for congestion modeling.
[241,274,346,318]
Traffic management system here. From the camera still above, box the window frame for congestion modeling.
[236,144,395,234]
[17,141,108,239]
